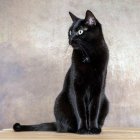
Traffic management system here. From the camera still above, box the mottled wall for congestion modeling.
[0,0,140,130]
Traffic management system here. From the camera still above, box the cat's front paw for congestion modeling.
[77,128,89,134]
[90,127,101,134]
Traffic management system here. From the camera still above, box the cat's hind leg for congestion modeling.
[98,96,109,128]
[54,93,77,133]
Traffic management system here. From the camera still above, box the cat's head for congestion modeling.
[68,10,102,49]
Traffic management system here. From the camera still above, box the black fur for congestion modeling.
[13,10,109,134]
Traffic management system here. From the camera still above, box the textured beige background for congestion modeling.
[0,0,140,130]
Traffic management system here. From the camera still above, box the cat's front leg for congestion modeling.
[74,95,89,134]
[88,91,102,134]
[88,94,102,134]
[89,68,108,134]
[72,81,89,134]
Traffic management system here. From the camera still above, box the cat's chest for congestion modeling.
[76,63,97,75]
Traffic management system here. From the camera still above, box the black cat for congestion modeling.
[13,10,109,134]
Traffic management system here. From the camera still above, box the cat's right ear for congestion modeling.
[69,12,79,22]
[85,10,96,26]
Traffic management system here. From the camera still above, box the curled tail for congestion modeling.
[13,122,57,132]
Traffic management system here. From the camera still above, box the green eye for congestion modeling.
[78,30,83,35]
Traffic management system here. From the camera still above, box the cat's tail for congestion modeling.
[13,122,57,132]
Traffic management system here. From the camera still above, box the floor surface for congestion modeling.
[0,128,140,140]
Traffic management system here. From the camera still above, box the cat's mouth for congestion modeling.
[70,43,79,49]
[69,39,80,49]
[69,40,90,63]
[69,44,77,49]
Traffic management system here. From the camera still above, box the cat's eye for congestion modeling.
[78,30,83,35]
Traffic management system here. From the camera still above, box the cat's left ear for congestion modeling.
[69,12,79,22]
[85,10,96,26]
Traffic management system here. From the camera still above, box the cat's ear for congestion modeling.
[85,10,96,26]
[69,12,79,22]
